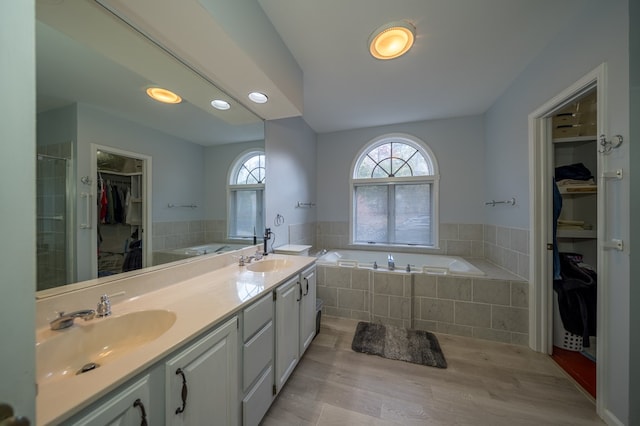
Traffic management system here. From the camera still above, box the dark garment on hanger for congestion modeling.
[122,239,142,272]
[552,178,562,280]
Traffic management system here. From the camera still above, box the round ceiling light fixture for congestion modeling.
[146,87,182,104]
[368,20,416,60]
[248,91,268,104]
[211,99,231,110]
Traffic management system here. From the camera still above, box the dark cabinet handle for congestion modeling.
[133,399,147,426]
[296,282,302,301]
[303,277,309,296]
[175,368,188,414]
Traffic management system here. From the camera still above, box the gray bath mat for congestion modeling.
[351,322,447,368]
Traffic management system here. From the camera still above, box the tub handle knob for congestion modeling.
[373,261,378,270]
[406,264,411,272]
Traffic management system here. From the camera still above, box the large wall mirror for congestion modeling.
[36,0,265,296]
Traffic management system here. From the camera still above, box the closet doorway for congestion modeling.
[91,145,151,279]
[529,64,606,414]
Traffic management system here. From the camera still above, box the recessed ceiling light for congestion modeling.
[211,99,231,110]
[146,87,182,104]
[368,21,416,60]
[248,92,268,104]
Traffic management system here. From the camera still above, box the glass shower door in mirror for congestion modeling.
[36,152,74,290]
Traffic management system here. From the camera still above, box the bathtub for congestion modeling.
[317,249,484,276]
[153,243,249,265]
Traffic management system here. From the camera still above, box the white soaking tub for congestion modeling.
[317,249,484,276]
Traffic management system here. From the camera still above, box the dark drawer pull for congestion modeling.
[133,399,147,426]
[175,368,188,414]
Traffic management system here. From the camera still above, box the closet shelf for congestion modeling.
[557,229,597,239]
[558,186,597,195]
[552,135,597,144]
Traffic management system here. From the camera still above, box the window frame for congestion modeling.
[350,133,440,249]
[227,150,265,240]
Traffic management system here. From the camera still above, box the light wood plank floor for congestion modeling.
[261,316,604,426]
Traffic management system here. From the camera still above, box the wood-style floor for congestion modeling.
[261,316,604,426]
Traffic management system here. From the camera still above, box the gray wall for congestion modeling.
[265,117,317,248]
[316,115,486,224]
[485,0,630,423]
[0,1,36,420]
[629,0,639,423]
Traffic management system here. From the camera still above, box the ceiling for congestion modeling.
[256,0,588,133]
[37,0,589,143]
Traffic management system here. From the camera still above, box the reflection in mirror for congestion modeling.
[36,0,264,295]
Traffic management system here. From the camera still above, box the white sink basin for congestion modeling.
[37,309,176,385]
[246,258,292,273]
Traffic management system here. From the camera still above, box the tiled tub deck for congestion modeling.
[316,260,529,346]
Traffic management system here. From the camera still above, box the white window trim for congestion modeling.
[227,149,265,241]
[349,133,440,249]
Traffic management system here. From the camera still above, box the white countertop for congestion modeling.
[36,254,315,425]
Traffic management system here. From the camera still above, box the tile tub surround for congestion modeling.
[316,264,528,346]
[315,222,530,280]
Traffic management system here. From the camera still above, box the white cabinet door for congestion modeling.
[165,317,238,426]
[299,266,317,355]
[69,376,151,426]
[274,276,300,392]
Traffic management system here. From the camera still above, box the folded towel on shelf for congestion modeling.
[556,178,596,186]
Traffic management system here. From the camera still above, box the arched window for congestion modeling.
[228,151,265,239]
[351,134,439,246]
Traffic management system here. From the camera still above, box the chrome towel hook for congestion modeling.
[598,134,623,154]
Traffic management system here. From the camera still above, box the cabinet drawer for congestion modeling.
[244,293,273,340]
[244,320,273,391]
[242,366,274,426]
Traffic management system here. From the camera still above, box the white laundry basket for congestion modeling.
[553,291,583,351]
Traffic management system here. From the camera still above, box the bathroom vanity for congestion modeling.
[35,249,316,426]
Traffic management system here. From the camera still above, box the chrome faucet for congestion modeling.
[49,309,96,330]
[387,254,395,271]
[96,294,111,317]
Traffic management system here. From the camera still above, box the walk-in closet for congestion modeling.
[96,150,144,276]
[550,88,598,397]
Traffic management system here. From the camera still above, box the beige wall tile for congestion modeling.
[459,224,483,241]
[338,288,365,310]
[510,332,529,346]
[510,281,529,308]
[437,277,472,301]
[351,269,370,290]
[446,240,472,256]
[497,226,511,249]
[473,327,511,344]
[413,319,438,331]
[455,301,491,327]
[440,223,459,239]
[437,322,473,337]
[492,306,528,333]
[472,279,510,305]
[420,298,454,322]
[373,294,389,317]
[325,267,352,288]
[389,296,411,320]
[510,228,529,254]
[414,274,437,297]
[373,273,405,296]
[484,224,497,244]
[317,285,337,307]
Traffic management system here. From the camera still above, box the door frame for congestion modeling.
[528,63,607,415]
[91,144,153,277]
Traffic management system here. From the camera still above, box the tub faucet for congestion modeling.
[263,228,272,255]
[387,254,395,271]
[49,309,96,330]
